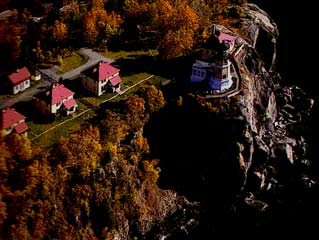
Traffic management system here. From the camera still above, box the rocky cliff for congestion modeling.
[145,3,318,238]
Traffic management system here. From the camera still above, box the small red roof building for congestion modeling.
[109,75,121,87]
[217,32,237,45]
[63,98,77,110]
[51,83,75,105]
[8,67,31,86]
[0,108,29,136]
[7,67,31,94]
[97,62,120,81]
[82,61,122,96]
[34,83,78,116]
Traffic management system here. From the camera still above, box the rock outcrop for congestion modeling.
[146,3,318,238]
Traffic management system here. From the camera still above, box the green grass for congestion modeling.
[100,49,158,60]
[57,52,89,74]
[26,48,169,148]
[76,99,89,110]
[121,72,151,87]
[29,109,96,148]
[0,94,12,100]
[149,75,171,87]
[31,116,86,148]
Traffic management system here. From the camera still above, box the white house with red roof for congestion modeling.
[34,83,78,116]
[81,61,122,96]
[8,67,31,94]
[0,108,29,136]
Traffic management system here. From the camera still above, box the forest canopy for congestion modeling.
[0,0,247,72]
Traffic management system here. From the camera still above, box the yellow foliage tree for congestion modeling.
[6,133,32,162]
[57,126,102,178]
[83,3,123,46]
[138,84,165,113]
[52,20,68,43]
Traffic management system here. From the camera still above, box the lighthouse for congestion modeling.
[209,40,233,92]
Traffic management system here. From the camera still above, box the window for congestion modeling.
[201,71,205,77]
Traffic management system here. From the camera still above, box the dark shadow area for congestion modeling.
[113,54,156,77]
[255,27,274,71]
[60,77,86,97]
[113,53,194,84]
[12,100,55,123]
[145,95,246,201]
[251,0,318,97]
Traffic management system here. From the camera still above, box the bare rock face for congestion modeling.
[145,3,317,238]
[229,5,316,205]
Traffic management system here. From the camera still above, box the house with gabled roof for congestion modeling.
[81,61,122,96]
[34,83,78,116]
[8,67,31,94]
[0,108,29,136]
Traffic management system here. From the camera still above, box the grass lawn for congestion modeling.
[57,52,89,74]
[0,94,12,100]
[27,48,170,148]
[100,49,158,61]
[121,72,150,87]
[29,109,96,148]
[148,75,171,87]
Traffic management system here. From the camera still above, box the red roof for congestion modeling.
[14,121,29,134]
[97,62,120,81]
[8,67,31,86]
[0,108,26,130]
[51,84,74,105]
[217,32,237,44]
[63,98,77,110]
[109,75,122,86]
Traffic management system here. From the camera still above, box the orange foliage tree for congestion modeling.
[83,3,123,46]
[52,20,68,44]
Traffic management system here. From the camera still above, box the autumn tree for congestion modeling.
[0,19,23,69]
[57,126,102,178]
[125,96,146,132]
[138,84,165,114]
[124,0,200,59]
[0,140,10,236]
[52,20,68,44]
[6,133,32,162]
[101,110,129,145]
[83,2,123,47]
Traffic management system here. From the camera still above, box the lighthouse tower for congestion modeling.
[209,40,233,92]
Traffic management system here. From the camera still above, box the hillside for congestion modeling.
[1,1,319,239]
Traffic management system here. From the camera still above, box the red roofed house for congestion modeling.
[0,108,29,136]
[81,61,122,96]
[34,83,78,116]
[8,67,31,94]
[215,31,237,53]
